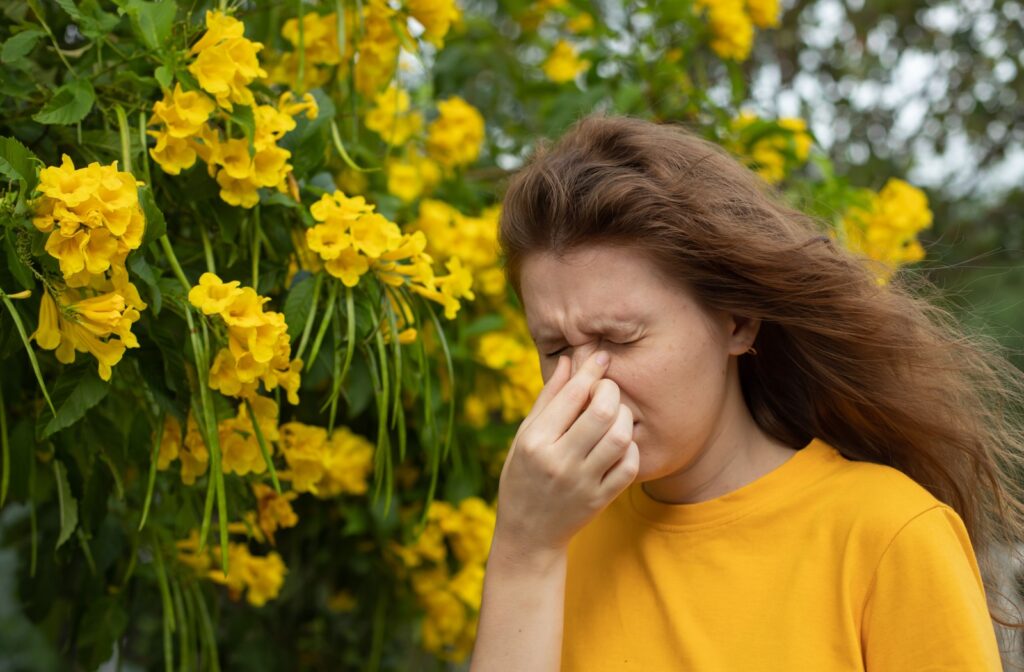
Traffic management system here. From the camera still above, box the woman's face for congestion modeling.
[519,244,759,484]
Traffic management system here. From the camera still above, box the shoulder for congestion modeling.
[810,451,961,554]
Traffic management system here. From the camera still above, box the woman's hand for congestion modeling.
[493,350,641,560]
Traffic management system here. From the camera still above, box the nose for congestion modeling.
[570,342,601,377]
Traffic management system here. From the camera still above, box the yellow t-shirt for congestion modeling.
[562,437,1002,671]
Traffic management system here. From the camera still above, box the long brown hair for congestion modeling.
[497,112,1024,640]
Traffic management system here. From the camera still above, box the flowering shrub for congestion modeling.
[0,0,932,669]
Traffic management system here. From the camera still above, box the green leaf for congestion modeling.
[3,233,34,290]
[125,0,176,51]
[226,105,255,157]
[283,272,316,341]
[52,460,79,549]
[1,29,45,65]
[40,371,110,439]
[0,135,39,194]
[127,250,162,315]
[32,78,96,126]
[54,0,121,40]
[138,185,167,246]
[154,64,173,89]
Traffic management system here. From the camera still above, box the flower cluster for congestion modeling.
[30,155,148,380]
[406,0,463,49]
[277,421,374,497]
[252,482,299,545]
[264,10,349,91]
[838,178,933,284]
[187,10,267,110]
[465,308,544,426]
[188,273,303,403]
[728,112,813,184]
[387,151,443,203]
[304,190,475,318]
[425,97,486,172]
[543,39,591,83]
[365,84,424,147]
[410,199,505,300]
[157,395,280,483]
[356,0,408,97]
[390,497,496,662]
[148,11,319,208]
[694,0,780,62]
[178,530,287,607]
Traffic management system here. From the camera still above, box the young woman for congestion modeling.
[469,113,1024,670]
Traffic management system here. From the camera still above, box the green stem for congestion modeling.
[306,280,337,370]
[294,272,323,362]
[1,293,55,415]
[251,206,261,290]
[199,224,216,274]
[244,397,280,494]
[27,0,77,75]
[159,235,191,293]
[0,383,8,508]
[150,532,176,672]
[296,0,306,96]
[138,411,165,531]
[114,104,132,175]
[139,110,152,186]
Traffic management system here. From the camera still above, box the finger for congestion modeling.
[529,350,611,444]
[553,379,621,460]
[521,354,571,428]
[582,403,633,475]
[600,440,640,495]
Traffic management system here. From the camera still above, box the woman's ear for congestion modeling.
[726,315,761,356]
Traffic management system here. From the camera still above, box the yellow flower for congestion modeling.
[181,413,211,485]
[188,11,267,111]
[746,0,781,28]
[542,40,591,83]
[280,11,342,66]
[406,0,461,48]
[355,0,404,96]
[149,83,216,138]
[365,85,424,146]
[729,112,813,184]
[189,10,245,55]
[157,415,182,470]
[277,91,319,121]
[148,130,198,175]
[33,155,147,285]
[565,11,595,33]
[839,178,933,284]
[386,152,442,203]
[426,97,485,170]
[253,483,299,545]
[189,272,245,315]
[31,291,62,350]
[207,543,287,607]
[695,0,754,62]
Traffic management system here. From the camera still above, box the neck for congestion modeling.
[641,362,797,505]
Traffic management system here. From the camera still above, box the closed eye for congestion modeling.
[544,339,638,358]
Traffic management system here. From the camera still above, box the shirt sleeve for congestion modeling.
[860,505,1003,671]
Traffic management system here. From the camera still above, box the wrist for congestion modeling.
[487,532,568,575]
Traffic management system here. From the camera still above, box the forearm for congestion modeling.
[469,540,568,672]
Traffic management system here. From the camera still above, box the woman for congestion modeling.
[470,113,1024,670]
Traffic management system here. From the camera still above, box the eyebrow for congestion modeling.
[530,318,641,345]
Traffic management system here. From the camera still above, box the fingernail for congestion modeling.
[595,351,609,366]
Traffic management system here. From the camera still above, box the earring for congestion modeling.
[745,345,758,356]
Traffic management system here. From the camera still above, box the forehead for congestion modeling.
[519,246,666,340]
